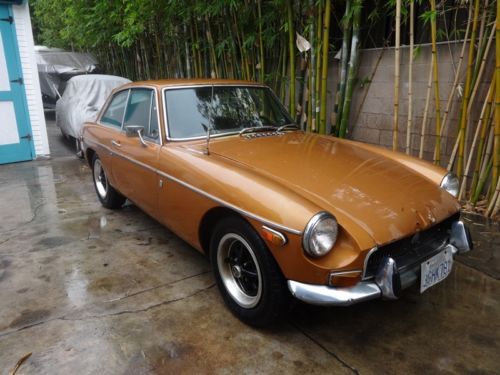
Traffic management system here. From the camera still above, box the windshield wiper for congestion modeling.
[277,124,299,132]
[239,126,278,136]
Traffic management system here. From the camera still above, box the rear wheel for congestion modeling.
[92,154,126,209]
[210,216,288,326]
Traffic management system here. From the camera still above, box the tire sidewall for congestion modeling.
[92,154,110,206]
[210,217,287,326]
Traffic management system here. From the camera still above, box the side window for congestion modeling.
[124,88,159,142]
[101,90,129,127]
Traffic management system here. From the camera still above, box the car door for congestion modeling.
[94,88,129,188]
[110,87,160,218]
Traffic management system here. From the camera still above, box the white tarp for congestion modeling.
[55,74,130,138]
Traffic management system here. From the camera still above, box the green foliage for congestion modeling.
[419,9,437,25]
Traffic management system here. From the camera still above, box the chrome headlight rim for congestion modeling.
[302,211,338,258]
[440,172,459,198]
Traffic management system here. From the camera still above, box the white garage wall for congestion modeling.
[13,3,49,157]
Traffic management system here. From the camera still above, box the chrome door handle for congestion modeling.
[111,140,121,147]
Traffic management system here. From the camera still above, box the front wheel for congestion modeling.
[92,154,126,209]
[210,217,288,326]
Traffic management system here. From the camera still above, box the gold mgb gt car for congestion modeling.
[82,79,472,326]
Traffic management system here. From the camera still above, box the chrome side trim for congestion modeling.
[362,246,378,280]
[93,141,302,236]
[156,169,303,235]
[288,280,381,307]
[329,270,362,276]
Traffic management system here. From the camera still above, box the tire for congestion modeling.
[75,138,84,159]
[210,216,289,327]
[91,154,126,209]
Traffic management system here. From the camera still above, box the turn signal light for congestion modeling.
[261,226,287,247]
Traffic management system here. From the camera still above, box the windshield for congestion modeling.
[164,86,294,139]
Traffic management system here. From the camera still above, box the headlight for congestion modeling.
[303,212,339,257]
[440,173,459,198]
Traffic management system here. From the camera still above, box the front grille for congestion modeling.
[363,213,460,279]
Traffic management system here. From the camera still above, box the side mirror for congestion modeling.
[125,125,147,147]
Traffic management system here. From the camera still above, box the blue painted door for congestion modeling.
[0,4,34,164]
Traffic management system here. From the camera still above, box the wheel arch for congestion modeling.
[85,147,96,168]
[198,206,250,256]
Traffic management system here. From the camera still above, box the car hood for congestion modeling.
[207,132,460,245]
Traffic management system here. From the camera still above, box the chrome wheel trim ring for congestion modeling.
[217,233,263,309]
[93,159,108,199]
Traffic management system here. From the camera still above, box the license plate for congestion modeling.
[420,248,453,293]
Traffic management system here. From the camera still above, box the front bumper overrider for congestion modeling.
[288,220,472,306]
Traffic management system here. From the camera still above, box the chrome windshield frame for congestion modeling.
[161,84,293,142]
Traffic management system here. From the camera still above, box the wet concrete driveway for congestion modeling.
[0,155,499,374]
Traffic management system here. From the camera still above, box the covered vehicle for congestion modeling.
[56,74,131,153]
[81,79,472,326]
[35,46,99,109]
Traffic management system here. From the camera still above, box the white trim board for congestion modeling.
[13,3,50,157]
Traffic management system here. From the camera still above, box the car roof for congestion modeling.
[69,74,130,82]
[121,78,265,89]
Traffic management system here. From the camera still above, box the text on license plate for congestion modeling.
[420,248,453,293]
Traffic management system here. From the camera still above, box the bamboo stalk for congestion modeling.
[459,80,495,200]
[314,1,323,131]
[472,0,490,86]
[457,0,480,179]
[406,0,414,155]
[472,157,492,204]
[308,0,315,132]
[297,56,308,126]
[493,0,500,196]
[257,0,265,83]
[469,79,495,198]
[338,0,362,138]
[287,0,296,117]
[419,58,434,159]
[205,15,219,78]
[183,23,192,78]
[467,25,495,117]
[319,0,332,134]
[336,0,352,134]
[486,176,500,216]
[481,125,495,178]
[447,134,460,171]
[393,0,401,151]
[430,0,443,165]
[471,125,494,203]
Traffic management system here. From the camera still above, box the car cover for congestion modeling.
[35,46,99,108]
[55,74,131,138]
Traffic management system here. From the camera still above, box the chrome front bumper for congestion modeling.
[288,220,472,307]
